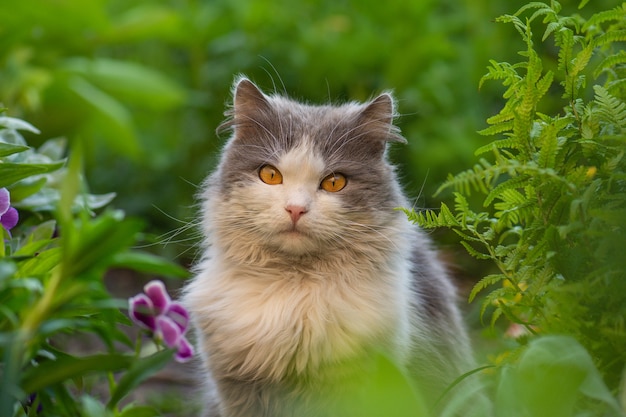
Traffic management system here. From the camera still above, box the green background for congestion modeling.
[0,0,617,260]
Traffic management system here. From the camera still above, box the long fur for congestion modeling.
[183,78,479,417]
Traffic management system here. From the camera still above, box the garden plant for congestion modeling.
[0,0,625,416]
[406,2,626,416]
[0,115,192,416]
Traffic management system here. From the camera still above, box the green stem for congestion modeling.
[21,267,62,337]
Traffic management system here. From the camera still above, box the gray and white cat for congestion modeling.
[183,78,481,417]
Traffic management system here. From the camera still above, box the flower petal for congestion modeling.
[156,316,181,348]
[129,294,156,331]
[167,302,190,332]
[175,337,194,363]
[0,207,19,231]
[0,188,9,216]
[144,280,171,314]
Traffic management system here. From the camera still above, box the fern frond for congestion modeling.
[582,6,626,33]
[606,78,626,95]
[565,44,594,98]
[479,60,521,90]
[555,27,575,74]
[475,137,518,156]
[536,121,563,169]
[436,159,497,196]
[496,15,529,42]
[593,50,626,79]
[481,287,517,324]
[593,85,626,133]
[401,203,461,229]
[460,241,492,261]
[484,176,529,207]
[485,108,515,126]
[478,121,515,138]
[535,71,555,103]
[494,190,535,227]
[592,30,626,48]
[469,274,505,303]
[514,2,560,21]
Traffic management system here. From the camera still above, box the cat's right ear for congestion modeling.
[217,77,273,138]
[233,78,269,112]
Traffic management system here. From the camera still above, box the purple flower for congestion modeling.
[129,280,194,363]
[0,188,19,232]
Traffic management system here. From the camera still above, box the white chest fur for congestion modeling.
[186,247,413,383]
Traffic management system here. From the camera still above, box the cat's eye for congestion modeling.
[320,173,347,192]
[259,165,283,185]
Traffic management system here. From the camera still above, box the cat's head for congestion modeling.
[203,77,409,261]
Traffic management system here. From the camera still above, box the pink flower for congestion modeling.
[129,280,194,363]
[0,188,19,232]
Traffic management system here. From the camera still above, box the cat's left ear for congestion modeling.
[357,93,407,145]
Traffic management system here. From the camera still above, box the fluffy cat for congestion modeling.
[183,77,481,417]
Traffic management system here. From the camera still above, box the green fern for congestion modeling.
[403,0,626,393]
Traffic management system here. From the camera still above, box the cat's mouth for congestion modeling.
[280,225,308,237]
[276,224,315,246]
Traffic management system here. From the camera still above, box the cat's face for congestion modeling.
[205,78,408,258]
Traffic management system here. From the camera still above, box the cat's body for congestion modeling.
[184,78,479,417]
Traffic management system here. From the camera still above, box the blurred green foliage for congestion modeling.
[2,0,617,251]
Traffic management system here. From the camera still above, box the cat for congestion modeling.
[183,77,483,417]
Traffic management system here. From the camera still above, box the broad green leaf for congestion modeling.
[347,353,427,417]
[110,251,189,279]
[496,336,622,417]
[20,353,132,394]
[0,161,64,188]
[0,142,29,157]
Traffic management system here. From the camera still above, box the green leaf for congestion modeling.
[110,251,189,279]
[64,57,186,111]
[0,142,29,157]
[118,405,162,417]
[108,349,175,409]
[469,274,505,303]
[81,395,113,417]
[0,161,64,188]
[460,240,491,261]
[496,336,622,417]
[20,353,132,394]
[64,212,145,278]
[7,177,47,202]
[0,116,41,134]
[68,76,140,159]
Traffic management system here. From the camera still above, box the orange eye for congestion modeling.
[320,173,347,192]
[259,165,283,185]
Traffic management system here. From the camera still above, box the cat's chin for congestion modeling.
[273,229,321,256]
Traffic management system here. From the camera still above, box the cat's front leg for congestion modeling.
[212,377,288,417]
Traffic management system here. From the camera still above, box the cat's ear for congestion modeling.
[354,93,407,153]
[233,78,271,115]
[217,77,273,138]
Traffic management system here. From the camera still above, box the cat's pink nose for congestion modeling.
[285,205,308,224]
